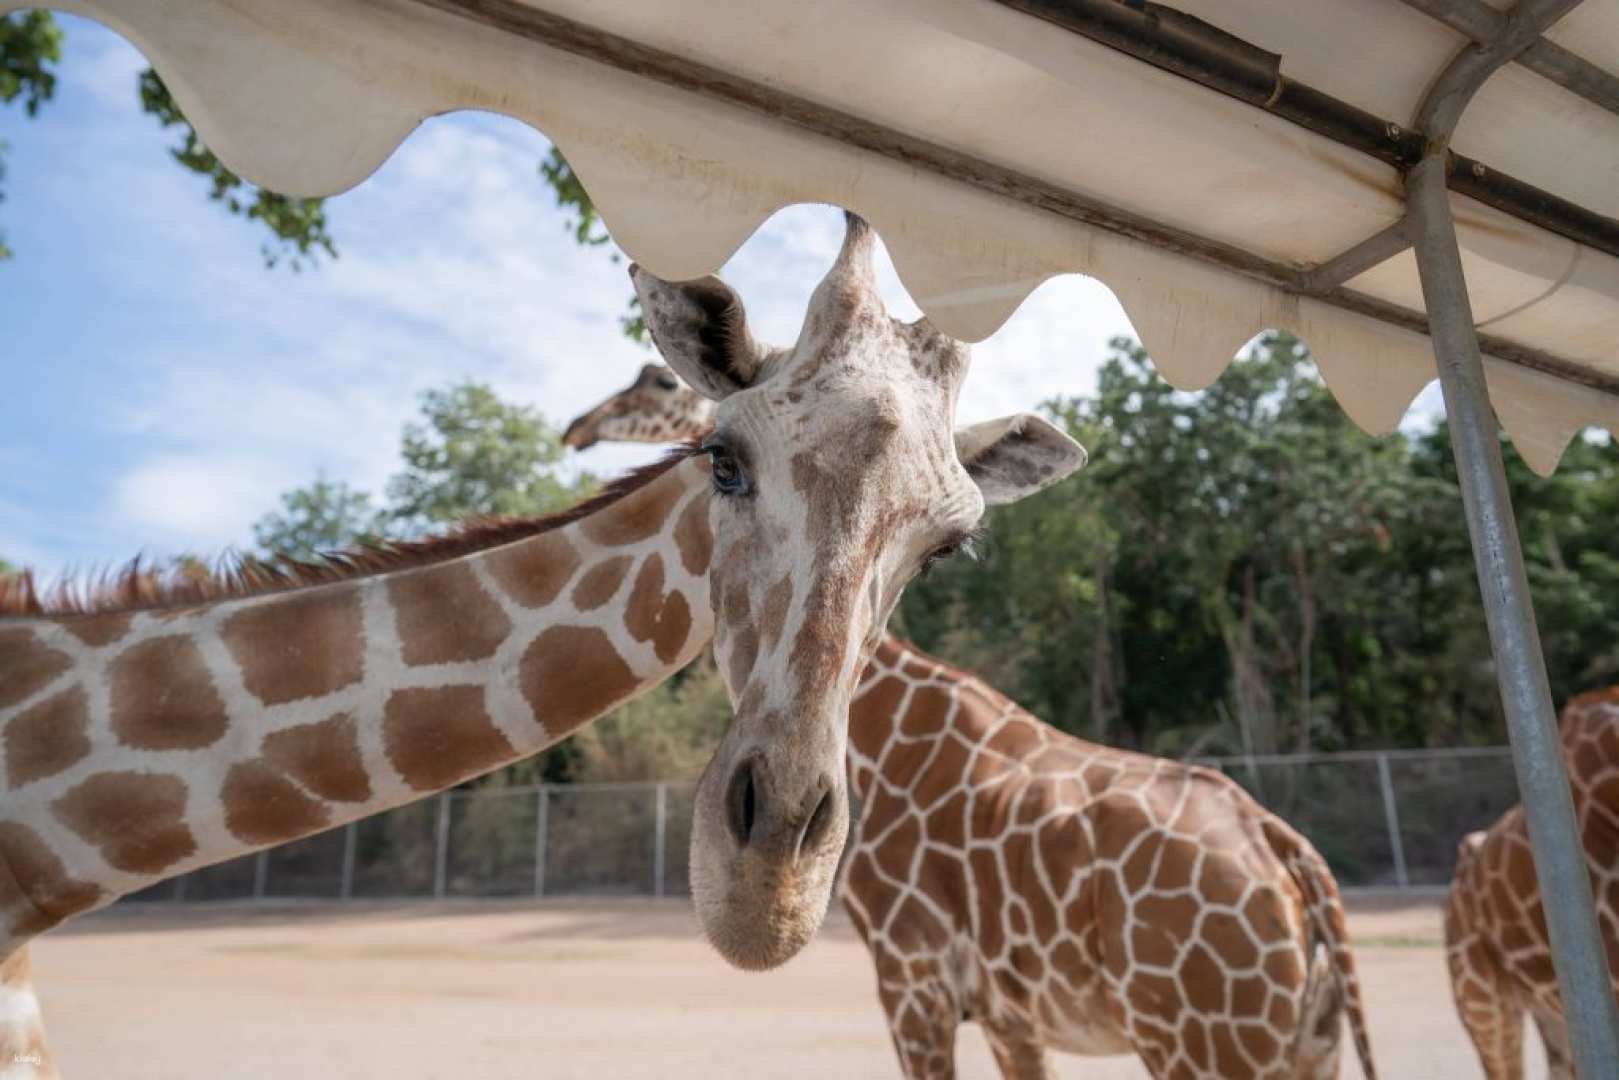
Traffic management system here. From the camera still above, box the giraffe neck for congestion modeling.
[0,456,716,951]
[848,635,998,805]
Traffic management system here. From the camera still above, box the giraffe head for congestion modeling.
[632,213,1087,970]
[561,362,714,450]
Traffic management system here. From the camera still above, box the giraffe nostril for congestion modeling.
[797,784,835,860]
[727,759,758,848]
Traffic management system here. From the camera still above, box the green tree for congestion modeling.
[251,475,386,559]
[385,381,592,531]
[0,10,63,259]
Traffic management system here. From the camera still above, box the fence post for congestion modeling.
[433,793,451,899]
[653,783,668,898]
[1376,753,1410,889]
[533,786,549,897]
[339,822,357,900]
[252,850,269,900]
[174,871,189,902]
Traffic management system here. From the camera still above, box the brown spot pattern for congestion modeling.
[53,771,197,874]
[581,469,684,546]
[0,630,71,710]
[110,635,229,750]
[485,531,581,609]
[59,612,132,647]
[519,626,639,737]
[5,686,91,787]
[388,562,511,666]
[383,685,514,792]
[261,713,371,803]
[572,556,633,611]
[0,822,103,936]
[624,554,693,664]
[673,492,713,575]
[222,587,364,705]
[221,761,332,845]
[759,575,793,654]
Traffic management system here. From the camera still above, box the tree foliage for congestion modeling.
[385,382,589,530]
[251,476,385,559]
[898,333,1619,756]
[0,10,64,259]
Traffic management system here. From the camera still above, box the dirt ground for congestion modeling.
[30,893,1540,1079]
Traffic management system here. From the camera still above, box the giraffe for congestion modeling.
[0,213,1087,1075]
[564,367,1377,1080]
[844,638,1376,1080]
[563,361,713,451]
[1444,686,1619,1080]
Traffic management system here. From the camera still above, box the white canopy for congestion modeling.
[19,0,1619,473]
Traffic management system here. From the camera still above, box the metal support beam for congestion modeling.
[1408,154,1619,1078]
[1301,220,1411,291]
[1400,0,1619,118]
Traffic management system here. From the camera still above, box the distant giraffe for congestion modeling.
[566,370,1377,1079]
[1445,687,1619,1080]
[564,362,713,450]
[0,214,1087,1077]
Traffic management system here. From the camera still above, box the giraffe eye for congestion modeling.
[703,441,751,497]
[655,373,680,391]
[920,528,983,577]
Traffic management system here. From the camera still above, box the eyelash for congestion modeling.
[921,528,985,576]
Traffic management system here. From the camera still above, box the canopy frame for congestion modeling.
[1406,2,1619,1071]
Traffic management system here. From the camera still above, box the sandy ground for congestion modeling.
[28,893,1539,1079]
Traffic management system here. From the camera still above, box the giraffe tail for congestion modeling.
[1262,818,1379,1080]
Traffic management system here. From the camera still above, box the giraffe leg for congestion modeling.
[874,952,958,1080]
[1530,1008,1574,1080]
[0,948,58,1080]
[1447,937,1525,1080]
[980,1017,1054,1080]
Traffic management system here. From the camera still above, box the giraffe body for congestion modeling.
[843,639,1377,1080]
[1445,687,1619,1080]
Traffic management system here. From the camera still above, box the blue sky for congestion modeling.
[1,14,1446,581]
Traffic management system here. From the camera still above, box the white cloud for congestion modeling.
[113,453,302,553]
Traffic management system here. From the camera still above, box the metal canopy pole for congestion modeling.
[1405,4,1619,1068]
[1409,155,1619,1076]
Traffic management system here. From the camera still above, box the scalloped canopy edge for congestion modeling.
[16,0,1618,476]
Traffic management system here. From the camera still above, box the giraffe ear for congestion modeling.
[630,266,770,400]
[955,413,1088,506]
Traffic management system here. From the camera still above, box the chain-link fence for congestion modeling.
[133,746,1522,904]
[1187,745,1520,888]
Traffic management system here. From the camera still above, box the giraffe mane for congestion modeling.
[0,444,702,618]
